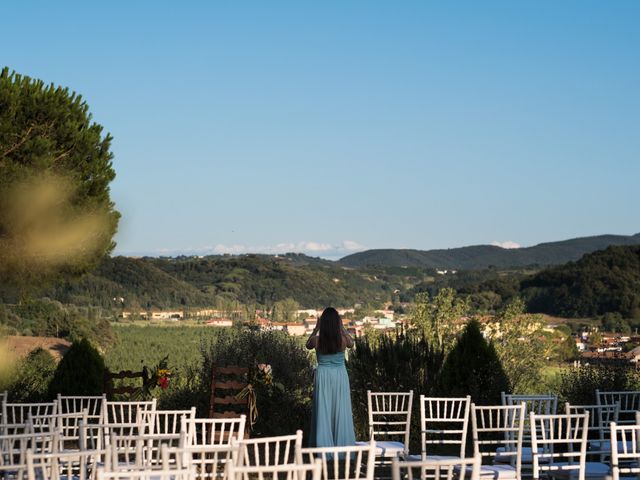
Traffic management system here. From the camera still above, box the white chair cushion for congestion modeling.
[404,454,462,461]
[454,464,517,479]
[589,440,633,452]
[356,440,406,457]
[545,462,610,479]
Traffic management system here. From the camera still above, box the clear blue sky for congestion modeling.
[3,1,639,259]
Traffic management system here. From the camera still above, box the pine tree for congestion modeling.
[438,320,510,405]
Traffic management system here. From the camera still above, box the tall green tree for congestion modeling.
[0,68,120,292]
[411,288,468,352]
[485,298,547,393]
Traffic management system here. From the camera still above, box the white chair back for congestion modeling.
[57,394,106,421]
[390,455,481,480]
[30,410,89,451]
[565,402,619,461]
[2,401,58,425]
[152,408,196,434]
[299,440,376,480]
[226,458,322,480]
[26,447,108,480]
[109,431,186,470]
[501,393,557,414]
[237,430,302,467]
[420,395,471,459]
[102,399,157,425]
[471,403,525,475]
[367,391,413,451]
[530,412,589,480]
[183,415,246,447]
[596,390,640,425]
[610,422,640,480]
[179,443,240,480]
[0,431,59,479]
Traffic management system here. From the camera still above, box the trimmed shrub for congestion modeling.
[9,348,56,402]
[558,364,640,404]
[438,320,510,405]
[49,338,105,396]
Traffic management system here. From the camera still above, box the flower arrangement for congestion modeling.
[138,355,171,399]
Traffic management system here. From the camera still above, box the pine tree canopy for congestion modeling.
[0,67,120,290]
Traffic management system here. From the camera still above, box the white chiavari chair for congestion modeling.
[531,412,609,480]
[30,410,89,452]
[596,390,640,425]
[97,444,195,480]
[498,394,557,467]
[26,447,109,480]
[151,408,196,435]
[299,440,376,480]
[109,430,187,471]
[0,431,59,480]
[226,458,322,480]
[356,391,414,460]
[565,402,619,461]
[174,443,239,480]
[183,415,246,447]
[236,430,302,467]
[101,400,156,427]
[407,395,471,462]
[2,402,58,435]
[391,454,481,480]
[610,422,640,480]
[471,403,525,480]
[57,394,106,422]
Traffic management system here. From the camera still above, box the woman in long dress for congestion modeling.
[306,307,356,447]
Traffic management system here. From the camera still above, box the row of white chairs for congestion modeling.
[9,408,640,480]
[359,390,640,460]
[3,391,640,480]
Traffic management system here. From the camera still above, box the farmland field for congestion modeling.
[105,323,221,375]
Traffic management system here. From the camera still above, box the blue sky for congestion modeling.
[2,1,639,259]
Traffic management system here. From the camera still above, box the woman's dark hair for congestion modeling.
[318,307,342,354]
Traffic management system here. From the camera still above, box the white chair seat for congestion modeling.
[549,461,610,479]
[590,440,633,452]
[356,440,405,457]
[404,454,461,462]
[457,464,517,480]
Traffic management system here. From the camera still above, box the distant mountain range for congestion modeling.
[339,233,640,269]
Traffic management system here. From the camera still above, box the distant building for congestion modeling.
[206,318,233,327]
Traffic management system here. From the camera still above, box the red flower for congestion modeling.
[158,376,169,390]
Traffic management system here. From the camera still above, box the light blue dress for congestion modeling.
[310,351,356,447]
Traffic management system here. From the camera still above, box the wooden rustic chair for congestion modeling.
[209,366,250,420]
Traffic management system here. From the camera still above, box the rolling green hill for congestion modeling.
[41,254,395,309]
[521,245,640,319]
[339,233,640,269]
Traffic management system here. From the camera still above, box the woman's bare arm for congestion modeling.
[306,324,320,350]
[341,325,354,349]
